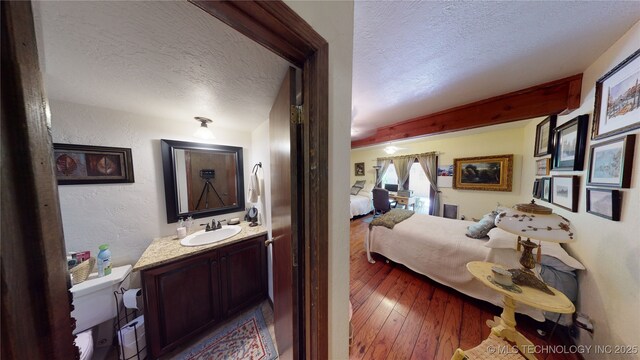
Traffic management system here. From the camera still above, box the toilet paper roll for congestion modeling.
[123,288,142,310]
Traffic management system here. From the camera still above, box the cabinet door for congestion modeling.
[142,251,220,358]
[220,235,267,317]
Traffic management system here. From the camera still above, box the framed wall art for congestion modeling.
[551,175,579,212]
[453,154,513,191]
[587,134,635,188]
[53,144,135,185]
[354,162,365,176]
[541,177,552,202]
[532,179,541,199]
[536,158,550,176]
[592,49,640,140]
[586,188,621,221]
[534,115,556,157]
[552,114,588,171]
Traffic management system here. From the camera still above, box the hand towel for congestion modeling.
[248,173,260,203]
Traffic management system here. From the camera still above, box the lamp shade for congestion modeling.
[494,201,575,243]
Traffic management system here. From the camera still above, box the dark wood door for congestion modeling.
[142,251,220,357]
[220,235,267,317]
[269,67,298,358]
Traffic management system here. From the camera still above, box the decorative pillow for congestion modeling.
[465,211,497,239]
[485,227,586,270]
[354,180,366,188]
[350,186,361,195]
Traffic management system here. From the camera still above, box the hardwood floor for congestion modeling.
[349,215,580,360]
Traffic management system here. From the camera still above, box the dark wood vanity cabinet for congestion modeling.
[141,234,267,359]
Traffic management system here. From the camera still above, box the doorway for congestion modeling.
[1,1,329,359]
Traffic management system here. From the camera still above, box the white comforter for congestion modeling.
[366,213,546,321]
[350,194,372,218]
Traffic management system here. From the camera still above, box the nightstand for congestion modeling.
[460,261,575,360]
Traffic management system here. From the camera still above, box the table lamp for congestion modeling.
[494,200,575,295]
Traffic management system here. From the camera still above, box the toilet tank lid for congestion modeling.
[70,264,132,298]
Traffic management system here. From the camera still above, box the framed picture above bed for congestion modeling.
[551,175,579,212]
[534,115,556,157]
[552,114,589,171]
[453,154,513,192]
[591,49,640,140]
[536,158,550,176]
[586,188,621,221]
[587,134,635,188]
[541,177,552,203]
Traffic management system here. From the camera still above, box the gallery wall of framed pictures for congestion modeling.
[530,50,638,221]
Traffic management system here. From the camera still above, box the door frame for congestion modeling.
[2,1,329,359]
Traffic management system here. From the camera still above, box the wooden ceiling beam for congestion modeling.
[351,74,583,148]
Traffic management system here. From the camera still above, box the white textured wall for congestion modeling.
[283,1,355,358]
[51,100,253,269]
[351,122,534,219]
[520,22,640,358]
[250,120,273,301]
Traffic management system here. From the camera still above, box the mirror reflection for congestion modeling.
[161,140,245,223]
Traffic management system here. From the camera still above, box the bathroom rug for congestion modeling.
[173,307,277,360]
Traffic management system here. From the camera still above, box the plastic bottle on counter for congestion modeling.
[97,244,112,277]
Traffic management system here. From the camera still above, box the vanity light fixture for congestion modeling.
[194,117,215,140]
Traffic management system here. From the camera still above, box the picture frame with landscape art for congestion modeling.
[53,144,134,185]
[355,162,365,176]
[536,158,550,176]
[592,49,640,140]
[453,154,513,191]
[534,115,556,157]
[587,134,635,188]
[551,175,579,212]
[541,177,552,203]
[586,188,621,221]
[552,114,588,171]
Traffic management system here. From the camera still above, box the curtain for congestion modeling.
[375,158,392,187]
[417,153,440,216]
[393,156,414,190]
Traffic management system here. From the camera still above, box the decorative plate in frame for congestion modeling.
[552,115,589,171]
[587,134,635,188]
[534,115,556,157]
[53,144,134,185]
[592,49,640,140]
[551,175,579,212]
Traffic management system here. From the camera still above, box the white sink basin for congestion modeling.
[180,225,242,247]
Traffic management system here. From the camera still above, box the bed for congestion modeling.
[350,184,373,218]
[365,212,583,322]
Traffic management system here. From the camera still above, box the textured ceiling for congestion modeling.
[351,1,640,139]
[33,1,290,132]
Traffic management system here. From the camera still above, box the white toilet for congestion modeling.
[70,265,132,360]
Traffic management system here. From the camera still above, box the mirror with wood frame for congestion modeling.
[161,139,245,223]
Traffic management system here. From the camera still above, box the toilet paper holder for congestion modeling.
[113,287,146,360]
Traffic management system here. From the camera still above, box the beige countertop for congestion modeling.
[133,222,267,272]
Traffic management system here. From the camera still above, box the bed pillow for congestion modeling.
[362,183,374,193]
[350,186,361,195]
[465,211,497,239]
[485,227,585,270]
[353,180,366,188]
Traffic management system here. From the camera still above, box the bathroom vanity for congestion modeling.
[133,222,268,358]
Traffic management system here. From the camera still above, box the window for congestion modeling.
[381,164,398,189]
[408,162,429,197]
